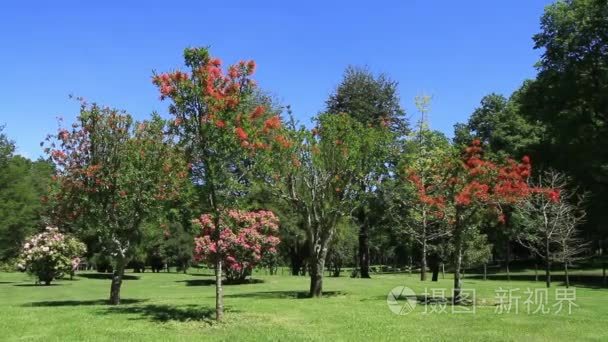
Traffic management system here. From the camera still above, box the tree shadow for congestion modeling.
[466,273,606,289]
[176,278,265,287]
[14,283,63,287]
[23,299,147,307]
[187,273,217,277]
[0,281,14,284]
[224,290,345,299]
[101,304,223,324]
[77,273,140,280]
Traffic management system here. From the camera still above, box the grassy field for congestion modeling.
[0,268,607,341]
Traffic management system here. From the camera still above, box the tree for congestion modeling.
[163,222,195,273]
[0,156,53,261]
[327,218,357,277]
[553,200,588,288]
[152,47,282,320]
[455,89,543,159]
[515,171,586,288]
[0,126,54,261]
[45,103,186,304]
[397,96,452,281]
[260,112,388,296]
[325,66,406,278]
[408,140,533,303]
[0,125,13,166]
[519,0,608,248]
[326,65,407,133]
[193,210,280,282]
[17,226,86,285]
[457,89,547,280]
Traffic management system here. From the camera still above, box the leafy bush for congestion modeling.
[18,227,86,285]
[194,210,280,282]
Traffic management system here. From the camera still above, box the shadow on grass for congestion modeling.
[186,272,216,277]
[224,290,345,299]
[176,278,265,287]
[77,273,140,280]
[14,283,63,287]
[102,304,224,324]
[466,273,607,289]
[24,299,147,307]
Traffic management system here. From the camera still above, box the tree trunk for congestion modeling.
[603,263,607,287]
[358,222,370,278]
[534,263,538,282]
[420,239,427,281]
[408,256,413,276]
[109,257,126,305]
[564,262,570,288]
[505,241,511,281]
[291,255,302,276]
[309,253,325,297]
[430,253,439,282]
[453,244,463,305]
[545,238,551,288]
[441,263,445,279]
[483,263,487,281]
[215,259,224,320]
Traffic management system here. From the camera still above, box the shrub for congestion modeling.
[18,227,86,285]
[193,210,280,282]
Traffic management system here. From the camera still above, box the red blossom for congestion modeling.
[193,210,280,281]
[235,127,248,140]
[250,105,266,120]
[275,135,292,148]
[263,116,281,132]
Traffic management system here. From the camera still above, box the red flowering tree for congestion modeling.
[153,47,284,320]
[398,126,453,281]
[45,103,187,304]
[407,139,534,304]
[193,210,280,282]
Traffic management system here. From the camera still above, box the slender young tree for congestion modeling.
[398,95,452,281]
[152,47,281,320]
[515,171,585,288]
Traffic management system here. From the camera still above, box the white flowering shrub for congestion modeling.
[18,227,86,285]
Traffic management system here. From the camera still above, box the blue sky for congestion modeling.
[0,0,553,159]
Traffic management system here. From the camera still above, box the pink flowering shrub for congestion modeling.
[18,227,86,285]
[193,210,280,281]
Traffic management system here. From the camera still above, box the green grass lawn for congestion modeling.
[0,268,607,341]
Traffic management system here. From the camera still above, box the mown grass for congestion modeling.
[0,268,606,341]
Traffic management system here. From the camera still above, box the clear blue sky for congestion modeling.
[0,0,553,159]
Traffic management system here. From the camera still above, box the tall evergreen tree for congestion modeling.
[325,66,407,278]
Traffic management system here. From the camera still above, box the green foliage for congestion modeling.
[45,103,187,274]
[0,126,54,261]
[327,218,357,276]
[326,66,407,134]
[521,0,608,241]
[455,89,543,158]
